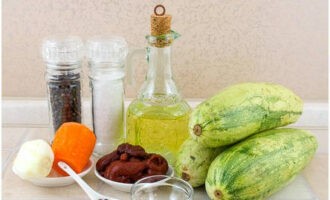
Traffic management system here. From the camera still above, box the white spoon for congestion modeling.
[58,161,119,200]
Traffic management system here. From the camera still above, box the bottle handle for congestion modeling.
[126,48,146,85]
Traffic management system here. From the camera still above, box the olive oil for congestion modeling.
[125,6,191,165]
[126,98,190,165]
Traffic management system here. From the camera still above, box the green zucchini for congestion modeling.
[205,128,318,200]
[189,82,303,147]
[175,138,225,187]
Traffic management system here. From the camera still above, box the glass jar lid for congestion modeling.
[86,36,128,65]
[42,36,83,65]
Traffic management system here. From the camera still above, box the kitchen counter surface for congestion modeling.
[2,126,328,200]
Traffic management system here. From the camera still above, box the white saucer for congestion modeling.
[94,165,174,192]
[13,158,93,187]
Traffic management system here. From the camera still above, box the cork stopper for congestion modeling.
[151,5,172,36]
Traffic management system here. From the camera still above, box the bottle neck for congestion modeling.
[139,44,179,101]
[147,46,172,81]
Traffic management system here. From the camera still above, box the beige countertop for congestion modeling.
[2,126,328,200]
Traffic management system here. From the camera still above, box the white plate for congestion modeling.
[94,165,174,192]
[13,158,94,187]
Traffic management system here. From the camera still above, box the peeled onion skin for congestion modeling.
[12,139,54,180]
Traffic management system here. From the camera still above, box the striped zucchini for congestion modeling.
[205,128,318,200]
[190,82,303,147]
[175,138,225,187]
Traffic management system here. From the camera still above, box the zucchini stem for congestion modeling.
[193,124,202,136]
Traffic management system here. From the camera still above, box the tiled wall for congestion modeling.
[3,0,328,100]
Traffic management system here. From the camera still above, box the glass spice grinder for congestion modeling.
[42,36,84,134]
[87,36,128,156]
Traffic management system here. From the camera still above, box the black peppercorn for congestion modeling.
[48,73,81,132]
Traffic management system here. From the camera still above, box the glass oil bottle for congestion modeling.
[125,5,191,165]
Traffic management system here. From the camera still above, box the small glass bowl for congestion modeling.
[130,175,193,200]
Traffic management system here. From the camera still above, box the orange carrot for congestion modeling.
[52,122,96,175]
